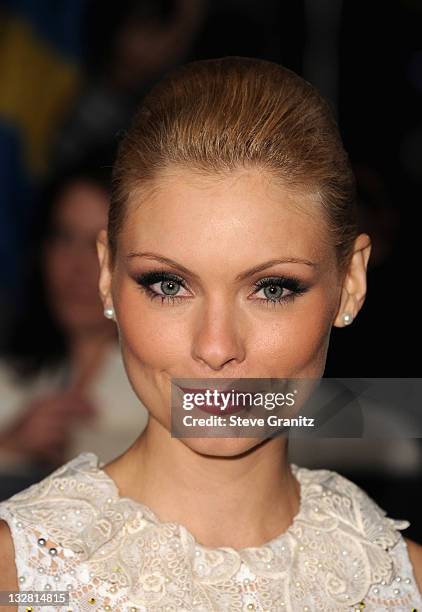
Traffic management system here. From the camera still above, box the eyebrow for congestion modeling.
[125,251,319,281]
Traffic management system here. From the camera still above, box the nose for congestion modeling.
[191,299,246,371]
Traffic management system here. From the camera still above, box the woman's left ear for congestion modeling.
[333,233,372,328]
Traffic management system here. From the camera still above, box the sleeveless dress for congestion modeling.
[0,451,421,612]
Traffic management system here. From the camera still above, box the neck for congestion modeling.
[103,418,300,550]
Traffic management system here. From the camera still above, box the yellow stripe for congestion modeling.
[0,16,80,175]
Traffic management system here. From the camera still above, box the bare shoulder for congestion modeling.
[404,537,422,592]
[0,519,18,591]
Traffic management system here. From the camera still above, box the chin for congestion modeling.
[180,436,265,458]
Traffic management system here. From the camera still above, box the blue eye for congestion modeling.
[252,276,308,307]
[134,271,309,307]
[135,271,188,304]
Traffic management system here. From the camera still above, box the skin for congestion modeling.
[96,165,422,580]
[95,165,374,549]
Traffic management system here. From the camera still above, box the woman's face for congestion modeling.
[43,180,111,335]
[98,167,354,456]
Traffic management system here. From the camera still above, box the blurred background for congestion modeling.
[0,0,421,540]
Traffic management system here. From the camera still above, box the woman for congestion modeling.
[0,57,421,611]
[0,162,148,496]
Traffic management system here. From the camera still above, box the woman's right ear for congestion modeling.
[96,229,113,307]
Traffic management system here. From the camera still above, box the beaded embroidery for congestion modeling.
[0,451,421,611]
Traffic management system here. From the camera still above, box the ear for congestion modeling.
[333,233,372,328]
[96,229,114,310]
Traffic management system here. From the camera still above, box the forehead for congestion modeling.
[121,167,332,261]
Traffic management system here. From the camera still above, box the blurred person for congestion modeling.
[0,57,421,611]
[52,0,206,169]
[0,161,148,497]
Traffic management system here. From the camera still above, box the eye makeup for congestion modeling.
[134,271,189,305]
[252,275,310,308]
[133,269,311,308]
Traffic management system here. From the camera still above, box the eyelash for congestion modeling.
[134,270,309,308]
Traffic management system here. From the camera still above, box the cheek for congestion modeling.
[116,285,188,370]
[115,280,337,381]
[115,284,190,425]
[255,291,335,376]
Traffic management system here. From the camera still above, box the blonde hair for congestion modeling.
[109,56,359,274]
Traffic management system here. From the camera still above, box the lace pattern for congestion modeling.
[0,451,421,611]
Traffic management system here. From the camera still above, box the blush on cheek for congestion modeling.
[118,303,185,370]
[286,309,333,377]
[116,301,187,422]
[262,306,332,379]
[118,339,171,425]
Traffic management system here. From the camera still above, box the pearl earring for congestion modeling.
[104,306,115,320]
[342,312,353,326]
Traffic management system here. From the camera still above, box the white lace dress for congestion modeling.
[0,452,421,611]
